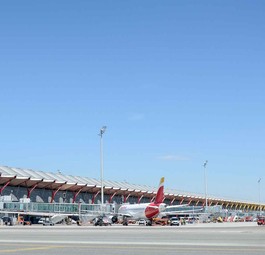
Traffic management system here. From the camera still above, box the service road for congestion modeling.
[0,223,264,255]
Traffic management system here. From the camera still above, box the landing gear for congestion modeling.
[123,216,128,226]
[146,219,153,226]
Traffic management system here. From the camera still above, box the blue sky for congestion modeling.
[1,1,265,202]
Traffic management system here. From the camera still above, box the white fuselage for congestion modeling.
[118,203,149,219]
[118,203,166,220]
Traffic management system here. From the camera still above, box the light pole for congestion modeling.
[258,178,261,216]
[203,160,208,212]
[99,126,107,209]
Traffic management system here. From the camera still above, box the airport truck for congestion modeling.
[257,216,265,225]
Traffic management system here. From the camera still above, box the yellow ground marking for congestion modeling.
[36,244,264,253]
[0,244,264,253]
[68,246,265,254]
[0,246,63,253]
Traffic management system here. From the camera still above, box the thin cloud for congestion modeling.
[158,155,190,161]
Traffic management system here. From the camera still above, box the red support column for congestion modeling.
[0,176,16,195]
[0,181,11,195]
[137,194,144,204]
[124,194,131,203]
[51,188,61,203]
[170,198,176,205]
[150,196,156,202]
[180,198,185,205]
[27,183,38,198]
[109,192,117,203]
[188,198,193,205]
[50,183,66,203]
[196,200,200,206]
[73,185,86,203]
[92,191,100,204]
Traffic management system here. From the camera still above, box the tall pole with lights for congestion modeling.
[258,178,261,216]
[203,160,208,212]
[99,126,107,209]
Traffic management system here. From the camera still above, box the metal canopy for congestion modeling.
[0,165,259,206]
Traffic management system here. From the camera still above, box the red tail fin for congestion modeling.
[155,177,164,204]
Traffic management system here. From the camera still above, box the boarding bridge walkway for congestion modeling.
[0,201,114,216]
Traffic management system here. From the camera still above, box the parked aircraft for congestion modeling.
[118,177,194,225]
[118,177,167,223]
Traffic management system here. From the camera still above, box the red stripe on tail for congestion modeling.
[154,177,164,204]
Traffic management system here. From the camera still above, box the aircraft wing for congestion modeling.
[165,204,189,209]
[118,213,132,218]
[161,207,204,216]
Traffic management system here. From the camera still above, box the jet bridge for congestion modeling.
[0,201,114,217]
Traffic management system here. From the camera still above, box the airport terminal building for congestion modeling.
[0,165,263,211]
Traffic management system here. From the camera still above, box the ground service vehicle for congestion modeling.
[93,216,112,226]
[257,217,265,225]
[138,219,147,225]
[170,217,180,226]
[1,216,13,226]
[43,219,54,226]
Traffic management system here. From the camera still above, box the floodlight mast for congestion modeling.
[203,160,208,212]
[99,126,107,209]
[258,178,261,216]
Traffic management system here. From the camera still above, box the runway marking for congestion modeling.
[0,240,265,248]
[14,246,265,254]
[0,244,264,253]
[65,244,265,252]
[0,246,63,253]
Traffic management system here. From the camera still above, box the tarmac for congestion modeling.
[0,222,264,255]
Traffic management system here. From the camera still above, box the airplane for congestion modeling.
[117,177,194,225]
[118,177,167,224]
